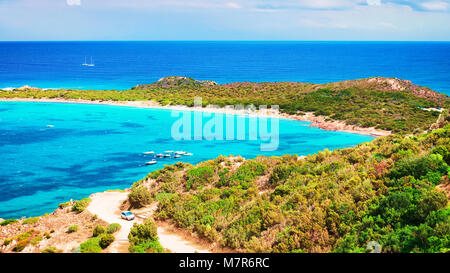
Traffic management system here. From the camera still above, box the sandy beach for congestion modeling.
[0,97,391,137]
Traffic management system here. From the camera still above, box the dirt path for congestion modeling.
[86,191,133,253]
[86,191,209,253]
[157,226,209,253]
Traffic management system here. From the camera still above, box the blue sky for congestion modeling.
[0,0,449,41]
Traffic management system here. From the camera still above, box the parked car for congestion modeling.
[121,211,135,221]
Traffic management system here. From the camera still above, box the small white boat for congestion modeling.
[185,153,193,156]
[155,153,164,158]
[174,155,182,158]
[143,151,155,155]
[146,160,157,165]
[165,151,174,153]
[82,56,89,66]
[164,154,172,158]
[175,151,186,155]
[87,57,95,67]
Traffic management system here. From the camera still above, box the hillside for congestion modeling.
[1,77,448,134]
[127,115,450,253]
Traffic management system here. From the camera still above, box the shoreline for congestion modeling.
[0,97,391,137]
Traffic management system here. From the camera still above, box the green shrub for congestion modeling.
[128,219,158,246]
[13,241,28,252]
[106,223,121,234]
[72,198,92,213]
[44,232,51,239]
[431,145,450,164]
[389,154,449,180]
[129,239,165,253]
[0,219,18,226]
[416,190,448,222]
[128,186,152,208]
[14,230,35,242]
[3,238,12,246]
[79,237,102,253]
[185,166,215,190]
[22,217,39,225]
[30,236,43,246]
[92,225,106,237]
[42,247,63,253]
[269,164,292,185]
[67,225,79,233]
[231,161,267,187]
[99,234,115,249]
[128,218,165,253]
[58,201,71,209]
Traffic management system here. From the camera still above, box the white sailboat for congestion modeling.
[87,57,95,67]
[82,56,89,66]
[82,56,95,67]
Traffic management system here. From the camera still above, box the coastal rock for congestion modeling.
[364,77,447,102]
[15,85,42,91]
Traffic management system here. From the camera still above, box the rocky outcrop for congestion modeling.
[333,77,448,103]
[133,76,218,89]
[367,77,447,101]
[15,85,42,91]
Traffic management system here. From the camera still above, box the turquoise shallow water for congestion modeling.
[0,101,374,219]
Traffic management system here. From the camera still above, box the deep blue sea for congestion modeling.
[0,41,449,94]
[0,41,449,219]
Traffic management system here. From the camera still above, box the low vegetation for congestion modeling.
[11,229,41,252]
[92,225,106,237]
[78,224,116,253]
[128,185,152,208]
[106,223,121,234]
[67,225,79,233]
[42,247,63,253]
[0,219,18,226]
[130,117,450,253]
[79,237,103,253]
[21,217,39,225]
[72,198,92,213]
[128,219,165,253]
[99,234,115,249]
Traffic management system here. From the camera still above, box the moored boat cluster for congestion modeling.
[143,150,193,165]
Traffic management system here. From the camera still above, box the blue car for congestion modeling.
[121,211,135,221]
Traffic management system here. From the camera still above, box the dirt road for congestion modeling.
[86,191,209,253]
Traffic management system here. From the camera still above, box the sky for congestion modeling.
[0,0,449,41]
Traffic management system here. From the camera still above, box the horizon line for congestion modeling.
[1,40,450,43]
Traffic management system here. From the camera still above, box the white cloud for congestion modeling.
[224,2,242,9]
[66,0,81,6]
[367,0,381,6]
[420,1,449,11]
[297,0,355,9]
